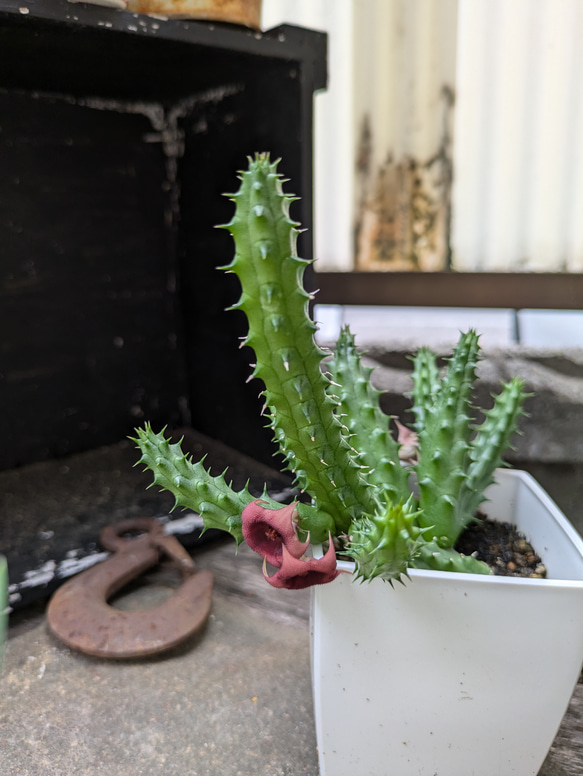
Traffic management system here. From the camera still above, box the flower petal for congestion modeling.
[263,536,340,589]
[242,500,309,567]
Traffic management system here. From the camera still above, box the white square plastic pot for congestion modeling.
[311,470,583,776]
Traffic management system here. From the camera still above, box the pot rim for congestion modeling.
[334,559,583,588]
[315,468,583,590]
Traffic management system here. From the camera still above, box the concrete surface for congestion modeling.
[1,426,581,775]
[2,536,582,775]
[1,542,317,776]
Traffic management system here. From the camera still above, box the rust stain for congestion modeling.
[126,0,262,28]
[355,85,455,273]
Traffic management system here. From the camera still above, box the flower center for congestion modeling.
[265,527,281,542]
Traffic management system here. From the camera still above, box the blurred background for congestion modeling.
[264,0,583,348]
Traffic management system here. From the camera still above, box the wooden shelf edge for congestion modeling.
[314,272,583,310]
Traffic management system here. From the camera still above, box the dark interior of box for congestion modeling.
[0,0,326,608]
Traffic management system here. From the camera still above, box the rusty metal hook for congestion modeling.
[47,517,214,658]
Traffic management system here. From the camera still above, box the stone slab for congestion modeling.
[2,537,582,775]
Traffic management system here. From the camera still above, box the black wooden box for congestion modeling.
[0,0,327,470]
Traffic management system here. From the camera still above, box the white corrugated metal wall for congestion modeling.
[352,0,458,272]
[453,0,583,272]
[262,0,583,274]
[263,0,356,270]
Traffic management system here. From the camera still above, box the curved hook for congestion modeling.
[47,518,213,658]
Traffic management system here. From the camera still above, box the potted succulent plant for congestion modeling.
[134,154,583,776]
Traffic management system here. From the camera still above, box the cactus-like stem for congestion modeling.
[327,327,410,503]
[134,424,260,544]
[414,331,480,545]
[218,154,374,534]
[410,346,440,432]
[133,155,530,587]
[133,425,334,544]
[412,541,491,575]
[458,377,527,520]
[345,500,427,584]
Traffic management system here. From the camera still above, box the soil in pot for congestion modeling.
[455,515,547,578]
[334,517,548,579]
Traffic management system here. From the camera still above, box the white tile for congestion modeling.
[314,304,343,342]
[518,310,583,348]
[315,305,516,348]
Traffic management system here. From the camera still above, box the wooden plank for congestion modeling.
[315,271,583,310]
[0,0,327,101]
[0,92,185,469]
[0,2,326,470]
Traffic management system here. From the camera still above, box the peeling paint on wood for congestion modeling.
[6,494,294,609]
[125,0,262,28]
[8,552,110,606]
[355,85,455,272]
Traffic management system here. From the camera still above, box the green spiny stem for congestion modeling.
[415,330,481,545]
[411,541,491,575]
[219,154,374,534]
[134,425,334,546]
[327,326,410,504]
[458,377,527,519]
[345,499,427,584]
[133,424,256,544]
[411,347,440,432]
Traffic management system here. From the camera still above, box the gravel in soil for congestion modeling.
[455,514,547,578]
